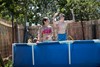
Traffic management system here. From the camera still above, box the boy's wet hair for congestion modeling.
[42,17,49,25]
[59,13,65,18]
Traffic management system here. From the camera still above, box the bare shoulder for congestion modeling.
[54,21,59,24]
[48,25,53,28]
[39,26,44,30]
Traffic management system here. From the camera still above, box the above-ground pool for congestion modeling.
[12,40,100,67]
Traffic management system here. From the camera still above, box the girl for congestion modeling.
[38,17,53,42]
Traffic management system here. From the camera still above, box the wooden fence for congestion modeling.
[67,20,100,40]
[0,21,12,58]
[0,19,100,58]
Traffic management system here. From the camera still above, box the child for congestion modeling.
[38,17,53,42]
[28,36,33,43]
[53,13,75,41]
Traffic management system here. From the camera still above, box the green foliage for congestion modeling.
[57,0,100,21]
[0,0,100,24]
[5,60,12,67]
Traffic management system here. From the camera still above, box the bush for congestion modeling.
[5,60,12,67]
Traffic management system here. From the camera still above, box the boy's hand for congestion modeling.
[53,12,59,18]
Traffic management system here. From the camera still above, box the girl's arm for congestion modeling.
[38,27,43,42]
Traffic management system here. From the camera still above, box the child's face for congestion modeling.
[60,16,65,21]
[44,19,50,25]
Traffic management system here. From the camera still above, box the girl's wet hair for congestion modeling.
[42,17,49,25]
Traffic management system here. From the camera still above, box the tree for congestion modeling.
[0,0,100,24]
[57,0,100,21]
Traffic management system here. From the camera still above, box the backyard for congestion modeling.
[0,0,100,67]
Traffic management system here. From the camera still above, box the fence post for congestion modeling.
[11,12,14,43]
[14,22,18,43]
[81,21,85,40]
[0,53,4,67]
[92,22,97,39]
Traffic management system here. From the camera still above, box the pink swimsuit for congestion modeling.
[41,27,52,41]
[42,28,52,34]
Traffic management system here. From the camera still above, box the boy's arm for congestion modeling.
[52,13,59,28]
[70,9,75,22]
[65,20,75,23]
[64,20,74,28]
[65,9,75,25]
